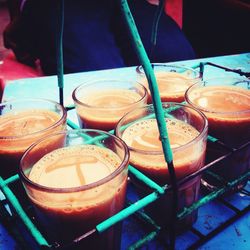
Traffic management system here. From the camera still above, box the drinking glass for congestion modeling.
[185,77,250,189]
[115,103,208,231]
[20,129,129,250]
[136,64,201,103]
[0,98,67,179]
[72,79,148,131]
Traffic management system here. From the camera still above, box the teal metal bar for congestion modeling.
[65,104,75,110]
[120,0,173,165]
[126,201,160,230]
[207,135,218,143]
[205,170,227,183]
[56,0,65,106]
[128,165,165,195]
[119,1,177,247]
[177,171,250,220]
[0,202,31,249]
[67,119,80,129]
[96,190,161,233]
[128,230,160,250]
[0,177,50,247]
[126,201,161,250]
[4,174,19,186]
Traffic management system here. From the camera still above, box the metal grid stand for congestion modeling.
[0,0,249,249]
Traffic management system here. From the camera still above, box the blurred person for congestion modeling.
[3,0,195,75]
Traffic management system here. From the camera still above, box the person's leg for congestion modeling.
[112,0,196,66]
[21,0,126,75]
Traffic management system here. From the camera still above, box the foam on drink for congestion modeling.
[25,144,127,248]
[119,115,206,230]
[189,86,250,113]
[29,145,120,189]
[76,89,145,130]
[187,85,250,147]
[123,118,199,150]
[0,110,61,137]
[122,118,203,183]
[81,89,142,107]
[0,109,65,178]
[141,71,194,103]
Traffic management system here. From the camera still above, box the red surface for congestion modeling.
[165,0,183,28]
[0,51,44,101]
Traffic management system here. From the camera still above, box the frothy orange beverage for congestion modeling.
[120,116,206,230]
[141,72,195,103]
[0,109,65,178]
[28,145,127,249]
[76,89,145,131]
[29,145,120,188]
[122,118,205,184]
[187,85,250,147]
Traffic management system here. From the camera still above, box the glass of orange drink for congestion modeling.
[20,129,129,249]
[0,98,67,179]
[115,102,208,231]
[72,79,148,131]
[185,77,250,189]
[136,64,201,103]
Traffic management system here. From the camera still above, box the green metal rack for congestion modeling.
[0,128,249,249]
[0,0,249,249]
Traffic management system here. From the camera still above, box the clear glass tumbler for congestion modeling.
[72,79,148,131]
[136,64,201,103]
[20,129,129,250]
[115,102,208,231]
[185,77,250,189]
[0,98,67,179]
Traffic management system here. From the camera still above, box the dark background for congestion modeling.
[183,0,250,58]
[1,0,250,64]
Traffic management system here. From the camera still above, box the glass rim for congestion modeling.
[0,98,67,140]
[19,129,130,193]
[136,63,201,79]
[115,102,208,155]
[72,79,148,109]
[185,77,250,115]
